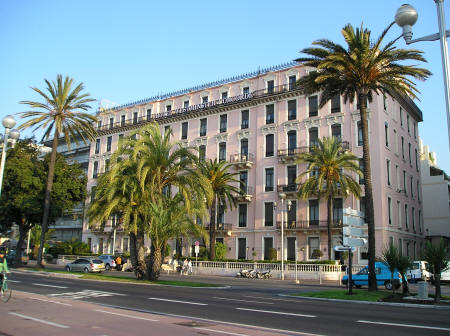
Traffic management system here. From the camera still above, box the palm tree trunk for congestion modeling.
[37,130,59,267]
[148,243,163,281]
[359,94,377,291]
[209,196,217,260]
[435,273,441,302]
[327,195,333,260]
[129,231,146,279]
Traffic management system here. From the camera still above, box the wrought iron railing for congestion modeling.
[229,153,255,163]
[277,184,299,193]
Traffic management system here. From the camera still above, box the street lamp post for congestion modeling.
[0,115,20,197]
[395,2,450,150]
[277,193,292,280]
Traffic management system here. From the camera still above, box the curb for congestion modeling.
[278,294,450,310]
[12,269,83,279]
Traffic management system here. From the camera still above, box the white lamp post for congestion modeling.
[395,2,450,150]
[277,193,292,280]
[0,115,20,197]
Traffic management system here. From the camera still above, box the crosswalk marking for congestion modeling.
[48,290,126,300]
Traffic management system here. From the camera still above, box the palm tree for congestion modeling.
[88,136,148,279]
[296,137,362,260]
[381,242,399,296]
[294,23,431,290]
[198,159,241,260]
[396,254,413,296]
[421,239,450,302]
[146,195,207,280]
[18,75,97,266]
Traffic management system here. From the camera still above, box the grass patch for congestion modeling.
[21,267,220,287]
[293,289,391,302]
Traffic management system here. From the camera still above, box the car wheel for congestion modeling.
[84,267,89,273]
[385,281,393,290]
[66,266,71,272]
[105,264,111,271]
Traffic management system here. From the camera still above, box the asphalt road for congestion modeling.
[2,270,449,336]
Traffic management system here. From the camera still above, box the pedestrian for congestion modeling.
[115,255,123,271]
[188,259,193,275]
[181,258,188,275]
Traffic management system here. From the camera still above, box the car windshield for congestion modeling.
[411,262,420,270]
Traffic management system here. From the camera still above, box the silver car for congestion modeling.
[65,258,105,273]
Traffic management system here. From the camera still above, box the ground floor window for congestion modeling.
[308,237,320,259]
[264,237,273,260]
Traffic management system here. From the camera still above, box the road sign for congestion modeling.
[334,246,356,252]
[343,237,367,247]
[195,241,200,246]
[343,226,365,237]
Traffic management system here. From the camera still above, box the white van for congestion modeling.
[432,268,450,284]
[406,261,431,282]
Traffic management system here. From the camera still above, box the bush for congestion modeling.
[268,248,277,261]
[47,238,91,257]
[215,242,226,260]
[311,249,323,259]
[165,244,171,257]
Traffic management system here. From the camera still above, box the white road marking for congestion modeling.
[7,280,21,283]
[49,290,126,299]
[33,283,68,289]
[98,303,323,336]
[357,320,450,331]
[213,297,274,304]
[236,308,316,318]
[9,312,70,329]
[148,297,208,306]
[31,297,72,306]
[194,327,249,336]
[95,309,159,321]
[244,295,304,303]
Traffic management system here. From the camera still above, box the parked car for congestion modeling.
[6,250,28,265]
[98,255,116,271]
[406,261,431,283]
[342,262,405,290]
[65,258,105,273]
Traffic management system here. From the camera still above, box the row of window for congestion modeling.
[385,159,421,199]
[384,123,419,170]
[383,96,417,139]
[387,197,422,232]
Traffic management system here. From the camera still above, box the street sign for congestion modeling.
[343,237,367,247]
[195,241,200,246]
[334,246,356,252]
[343,226,365,237]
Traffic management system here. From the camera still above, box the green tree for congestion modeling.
[296,137,361,259]
[0,140,86,265]
[295,23,430,290]
[421,240,450,302]
[397,255,413,296]
[381,242,399,296]
[88,135,147,279]
[146,195,207,280]
[215,242,227,260]
[18,75,97,266]
[198,159,240,260]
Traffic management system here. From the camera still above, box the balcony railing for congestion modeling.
[233,185,254,202]
[278,141,350,160]
[277,183,299,193]
[204,223,232,231]
[276,220,342,230]
[230,153,254,169]
[96,84,299,133]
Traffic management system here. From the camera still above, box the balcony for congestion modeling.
[204,223,232,232]
[95,83,300,134]
[90,226,125,233]
[230,153,254,169]
[277,147,308,163]
[277,183,299,196]
[276,220,342,231]
[234,186,254,202]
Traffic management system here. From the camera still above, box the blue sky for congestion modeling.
[1,0,449,171]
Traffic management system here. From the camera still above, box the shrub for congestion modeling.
[268,248,277,261]
[214,242,226,260]
[311,249,323,259]
[165,244,171,257]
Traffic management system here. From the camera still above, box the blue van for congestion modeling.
[342,262,405,290]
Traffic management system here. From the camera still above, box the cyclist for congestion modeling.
[0,249,9,285]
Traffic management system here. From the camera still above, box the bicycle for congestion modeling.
[1,271,12,302]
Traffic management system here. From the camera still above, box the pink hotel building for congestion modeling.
[84,62,425,264]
